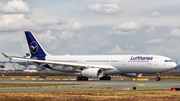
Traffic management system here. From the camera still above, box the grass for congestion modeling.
[0,82,94,88]
[0,90,179,101]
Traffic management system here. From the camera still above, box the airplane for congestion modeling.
[23,70,37,73]
[0,68,15,72]
[2,31,177,81]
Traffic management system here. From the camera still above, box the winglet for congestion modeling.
[2,53,10,58]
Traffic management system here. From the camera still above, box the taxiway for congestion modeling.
[0,80,179,91]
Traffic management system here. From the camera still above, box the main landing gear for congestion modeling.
[99,75,111,80]
[155,73,161,81]
[77,76,88,81]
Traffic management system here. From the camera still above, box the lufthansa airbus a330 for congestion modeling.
[2,31,177,81]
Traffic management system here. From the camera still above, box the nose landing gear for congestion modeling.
[156,73,161,81]
[156,76,161,81]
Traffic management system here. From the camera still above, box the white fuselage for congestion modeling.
[46,55,177,74]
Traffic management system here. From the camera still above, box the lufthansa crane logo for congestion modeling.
[30,41,38,54]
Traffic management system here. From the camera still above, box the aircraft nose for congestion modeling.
[172,62,177,69]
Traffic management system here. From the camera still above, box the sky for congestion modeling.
[1,0,180,63]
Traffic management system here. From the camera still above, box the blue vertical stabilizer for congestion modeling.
[24,31,50,60]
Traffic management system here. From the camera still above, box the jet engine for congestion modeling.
[81,68,103,78]
[121,73,142,78]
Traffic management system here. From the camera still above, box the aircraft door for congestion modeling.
[121,58,126,65]
[153,58,159,66]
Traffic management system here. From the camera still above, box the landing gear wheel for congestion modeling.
[76,76,88,81]
[156,77,161,81]
[107,76,111,80]
[85,77,88,81]
[99,75,111,80]
[81,77,84,81]
[77,76,81,81]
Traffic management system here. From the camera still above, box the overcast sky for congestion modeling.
[1,0,180,63]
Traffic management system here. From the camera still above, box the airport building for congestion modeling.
[0,53,47,72]
[0,61,40,72]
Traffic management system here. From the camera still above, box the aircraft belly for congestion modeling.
[150,66,171,73]
[51,66,81,73]
[103,69,121,74]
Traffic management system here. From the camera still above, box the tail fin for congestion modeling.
[24,31,50,60]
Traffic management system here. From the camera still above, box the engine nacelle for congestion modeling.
[121,73,142,78]
[81,68,103,78]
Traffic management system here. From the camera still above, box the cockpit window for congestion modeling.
[164,60,173,62]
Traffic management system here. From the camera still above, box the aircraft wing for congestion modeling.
[2,53,113,69]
